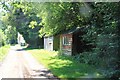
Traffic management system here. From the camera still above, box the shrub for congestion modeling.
[0,30,6,47]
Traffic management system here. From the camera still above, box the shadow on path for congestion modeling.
[17,47,59,79]
[0,45,59,79]
[16,49,24,51]
[31,69,59,79]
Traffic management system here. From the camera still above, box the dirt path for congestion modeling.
[0,45,58,80]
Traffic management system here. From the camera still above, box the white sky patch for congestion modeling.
[79,3,92,18]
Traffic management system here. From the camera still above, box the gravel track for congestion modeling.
[0,45,59,80]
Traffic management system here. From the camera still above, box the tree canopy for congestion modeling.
[34,2,92,36]
[1,1,44,47]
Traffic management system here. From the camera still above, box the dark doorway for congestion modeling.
[72,30,84,55]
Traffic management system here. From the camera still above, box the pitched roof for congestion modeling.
[62,27,83,34]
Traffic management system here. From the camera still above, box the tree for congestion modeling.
[80,2,120,78]
[1,15,17,44]
[32,2,91,36]
[2,1,43,48]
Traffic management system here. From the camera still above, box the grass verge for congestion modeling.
[27,49,102,78]
[0,45,10,61]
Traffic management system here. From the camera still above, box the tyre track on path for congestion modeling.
[0,45,59,80]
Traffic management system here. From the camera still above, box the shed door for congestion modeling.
[48,37,53,51]
[44,37,53,51]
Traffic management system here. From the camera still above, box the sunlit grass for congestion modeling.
[27,49,102,78]
[0,45,10,61]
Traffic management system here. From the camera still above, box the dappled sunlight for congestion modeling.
[48,59,73,68]
[27,49,101,78]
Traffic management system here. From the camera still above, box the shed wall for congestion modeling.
[60,34,72,55]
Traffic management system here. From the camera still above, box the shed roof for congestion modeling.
[62,27,83,34]
[43,26,87,37]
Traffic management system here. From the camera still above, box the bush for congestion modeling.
[75,33,119,78]
[0,30,6,47]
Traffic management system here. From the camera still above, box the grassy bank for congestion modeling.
[27,49,102,78]
[0,45,10,61]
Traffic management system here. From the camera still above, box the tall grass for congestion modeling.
[0,45,10,61]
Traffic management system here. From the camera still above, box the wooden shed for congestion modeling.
[60,27,85,56]
[44,35,60,51]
